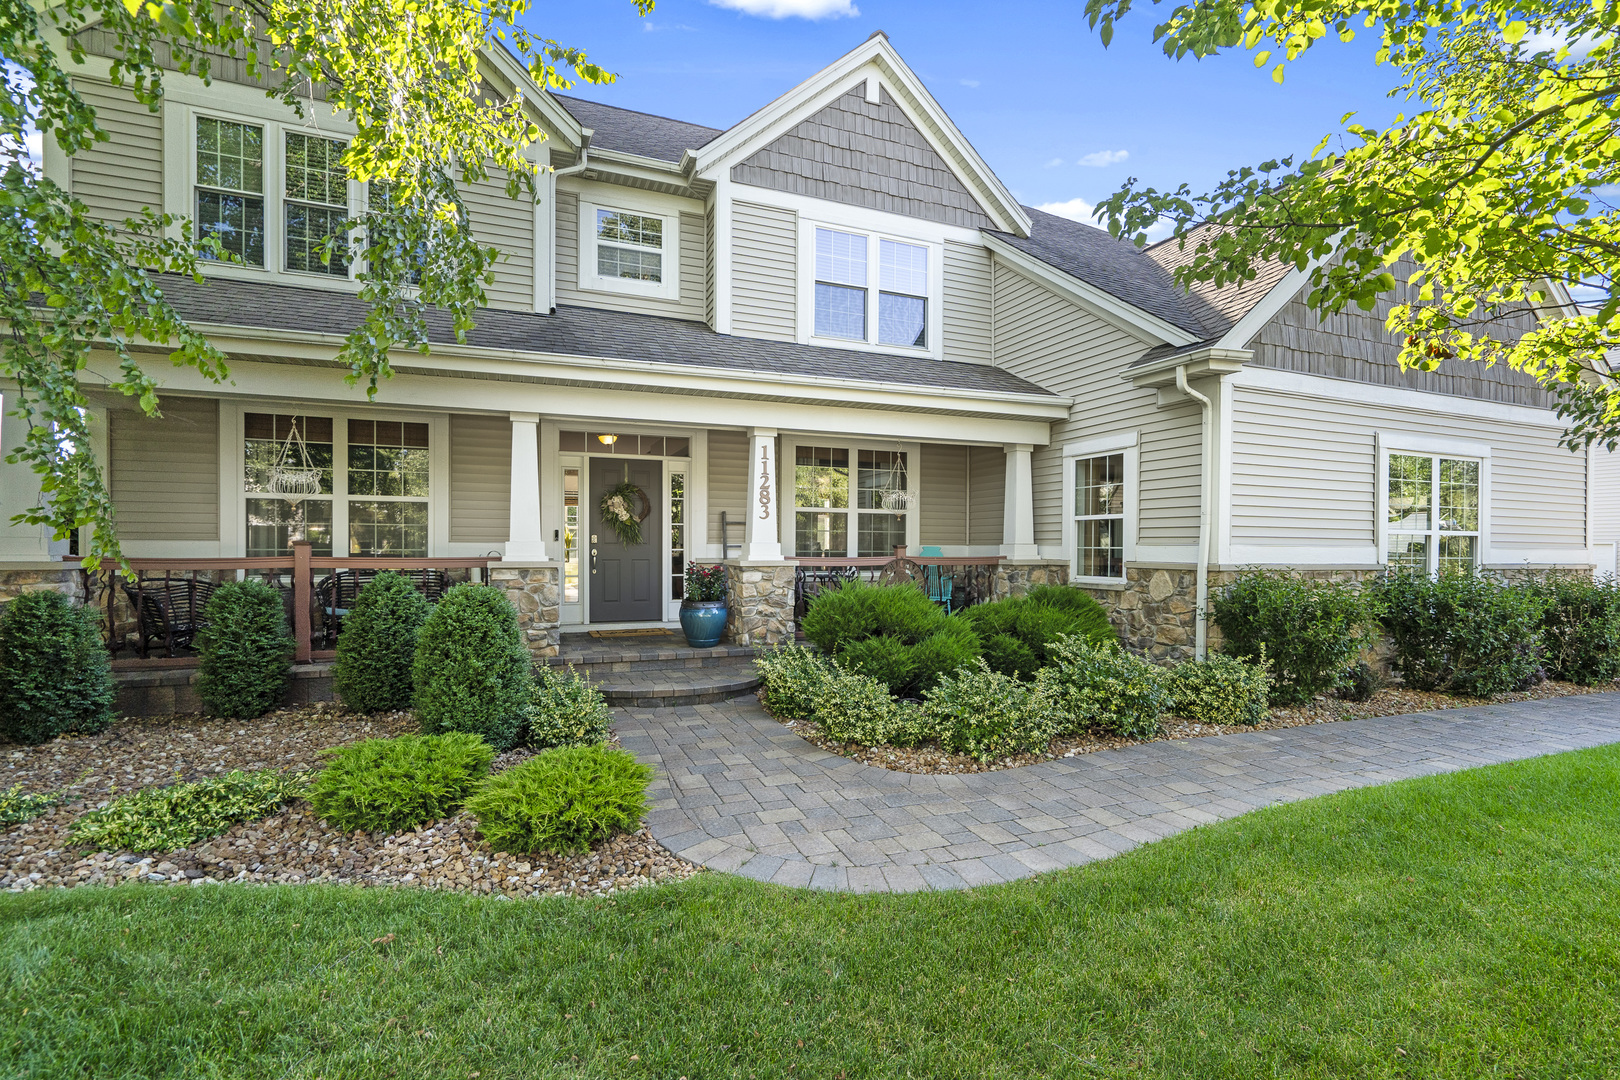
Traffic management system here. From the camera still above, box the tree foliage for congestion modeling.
[1084,0,1620,448]
[2,0,647,564]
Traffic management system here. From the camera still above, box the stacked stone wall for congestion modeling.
[724,562,794,646]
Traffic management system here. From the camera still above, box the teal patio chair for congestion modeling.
[918,546,954,610]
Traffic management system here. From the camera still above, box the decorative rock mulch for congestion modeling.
[0,705,699,898]
[774,678,1620,776]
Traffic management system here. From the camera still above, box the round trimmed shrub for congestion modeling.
[0,590,115,745]
[412,583,532,750]
[195,579,295,720]
[963,585,1117,678]
[812,668,932,747]
[1376,572,1547,696]
[527,666,614,750]
[754,645,837,719]
[1534,576,1620,685]
[921,659,1061,760]
[306,732,493,834]
[332,572,432,714]
[465,744,653,855]
[799,580,981,697]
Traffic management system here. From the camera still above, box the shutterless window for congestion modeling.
[596,210,663,282]
[367,181,423,283]
[1386,452,1480,574]
[563,467,581,604]
[877,239,928,348]
[670,472,686,601]
[1074,453,1125,579]
[347,420,429,557]
[794,446,850,557]
[196,117,265,267]
[814,228,867,341]
[284,132,349,276]
[856,450,907,557]
[243,413,333,556]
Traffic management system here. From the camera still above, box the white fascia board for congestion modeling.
[981,235,1200,348]
[481,49,583,149]
[170,325,1074,419]
[1232,365,1570,429]
[1130,347,1252,389]
[574,148,698,189]
[1214,265,1309,351]
[690,36,1028,236]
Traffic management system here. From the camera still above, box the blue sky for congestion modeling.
[529,0,1404,228]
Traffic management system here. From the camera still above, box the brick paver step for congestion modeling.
[542,632,757,671]
[587,657,761,708]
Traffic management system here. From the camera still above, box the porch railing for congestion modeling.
[791,556,1004,621]
[99,542,499,666]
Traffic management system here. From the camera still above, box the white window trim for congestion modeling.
[782,437,922,557]
[1063,432,1139,584]
[221,402,445,558]
[796,216,944,361]
[1375,431,1493,573]
[164,101,365,289]
[577,199,681,301]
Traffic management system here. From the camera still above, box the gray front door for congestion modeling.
[589,457,662,623]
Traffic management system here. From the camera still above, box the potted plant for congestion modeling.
[679,564,729,648]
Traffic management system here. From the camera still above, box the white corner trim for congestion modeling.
[1377,430,1495,460]
[1062,430,1138,457]
[981,234,1199,348]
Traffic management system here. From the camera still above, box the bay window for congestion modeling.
[811,226,934,351]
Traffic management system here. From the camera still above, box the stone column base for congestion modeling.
[490,562,562,660]
[724,561,795,646]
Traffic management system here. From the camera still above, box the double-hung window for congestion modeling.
[1386,452,1481,574]
[284,132,350,276]
[195,117,266,267]
[579,202,678,299]
[1074,453,1126,579]
[812,227,932,350]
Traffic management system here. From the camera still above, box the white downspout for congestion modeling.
[553,128,593,179]
[1175,364,1213,660]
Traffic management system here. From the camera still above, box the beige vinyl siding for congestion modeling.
[108,397,218,542]
[967,445,1004,547]
[919,443,968,546]
[990,262,1199,548]
[554,191,708,321]
[462,176,535,312]
[730,200,797,340]
[704,203,718,328]
[70,79,163,228]
[448,414,511,545]
[942,241,993,364]
[707,428,748,546]
[1230,384,1588,557]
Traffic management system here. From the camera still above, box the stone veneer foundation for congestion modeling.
[0,562,84,606]
[724,561,795,646]
[989,560,1070,601]
[489,563,562,659]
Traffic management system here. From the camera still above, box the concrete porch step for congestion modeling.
[580,656,762,708]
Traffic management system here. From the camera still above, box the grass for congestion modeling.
[3,745,1619,1079]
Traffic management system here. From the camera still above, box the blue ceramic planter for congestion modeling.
[679,600,728,648]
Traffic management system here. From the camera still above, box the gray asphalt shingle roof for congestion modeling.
[551,94,724,163]
[150,274,1059,399]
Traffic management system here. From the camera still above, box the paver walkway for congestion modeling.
[616,691,1620,893]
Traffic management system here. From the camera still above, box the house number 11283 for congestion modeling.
[757,444,773,520]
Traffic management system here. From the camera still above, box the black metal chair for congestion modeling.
[316,568,450,644]
[122,577,216,657]
[792,564,859,621]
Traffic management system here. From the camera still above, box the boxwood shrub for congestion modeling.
[963,584,1117,679]
[1036,637,1169,739]
[1210,571,1381,704]
[1376,572,1548,696]
[69,769,307,853]
[921,660,1061,760]
[0,590,115,745]
[332,572,432,714]
[412,584,532,750]
[465,744,653,855]
[195,579,295,720]
[527,666,614,750]
[799,580,979,697]
[1534,576,1620,685]
[306,732,494,834]
[1167,653,1270,727]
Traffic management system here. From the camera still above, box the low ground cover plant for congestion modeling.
[799,580,979,697]
[195,580,295,720]
[466,744,652,855]
[0,783,60,826]
[306,733,494,834]
[963,585,1117,679]
[1534,576,1620,685]
[1167,653,1270,727]
[1210,571,1380,704]
[1377,572,1548,696]
[527,666,614,749]
[921,660,1061,760]
[0,590,116,745]
[754,646,837,719]
[413,584,532,750]
[69,769,307,853]
[333,572,432,714]
[1037,637,1168,739]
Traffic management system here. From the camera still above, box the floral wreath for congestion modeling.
[599,481,651,546]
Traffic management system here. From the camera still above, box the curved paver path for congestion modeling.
[615,692,1620,893]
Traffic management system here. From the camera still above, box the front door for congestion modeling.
[588,457,663,623]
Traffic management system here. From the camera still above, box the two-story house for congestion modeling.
[1,30,1611,659]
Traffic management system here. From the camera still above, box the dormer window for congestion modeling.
[578,199,680,300]
[809,225,935,353]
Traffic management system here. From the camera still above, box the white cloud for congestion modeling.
[1143,217,1175,243]
[644,20,696,31]
[708,0,858,18]
[1036,197,1098,224]
[25,128,41,166]
[1076,149,1129,167]
[1043,157,1063,169]
[959,78,980,88]
[1520,29,1605,61]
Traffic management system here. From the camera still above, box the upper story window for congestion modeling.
[196,117,266,267]
[811,226,932,351]
[1386,452,1481,574]
[284,132,350,276]
[578,200,679,301]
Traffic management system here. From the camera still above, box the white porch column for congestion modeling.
[744,426,783,561]
[1001,442,1039,559]
[0,398,59,559]
[505,412,548,561]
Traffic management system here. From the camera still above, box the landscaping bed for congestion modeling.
[0,705,699,899]
[771,678,1620,775]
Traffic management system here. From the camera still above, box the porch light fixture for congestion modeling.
[597,433,618,445]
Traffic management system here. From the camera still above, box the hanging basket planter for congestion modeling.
[267,423,323,506]
[599,481,651,546]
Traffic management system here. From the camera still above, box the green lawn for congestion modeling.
[4,746,1619,1079]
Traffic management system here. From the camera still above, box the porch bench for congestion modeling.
[122,577,217,658]
[316,568,450,645]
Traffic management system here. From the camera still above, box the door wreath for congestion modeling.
[599,481,652,546]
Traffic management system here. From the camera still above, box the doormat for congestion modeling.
[587,628,679,640]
